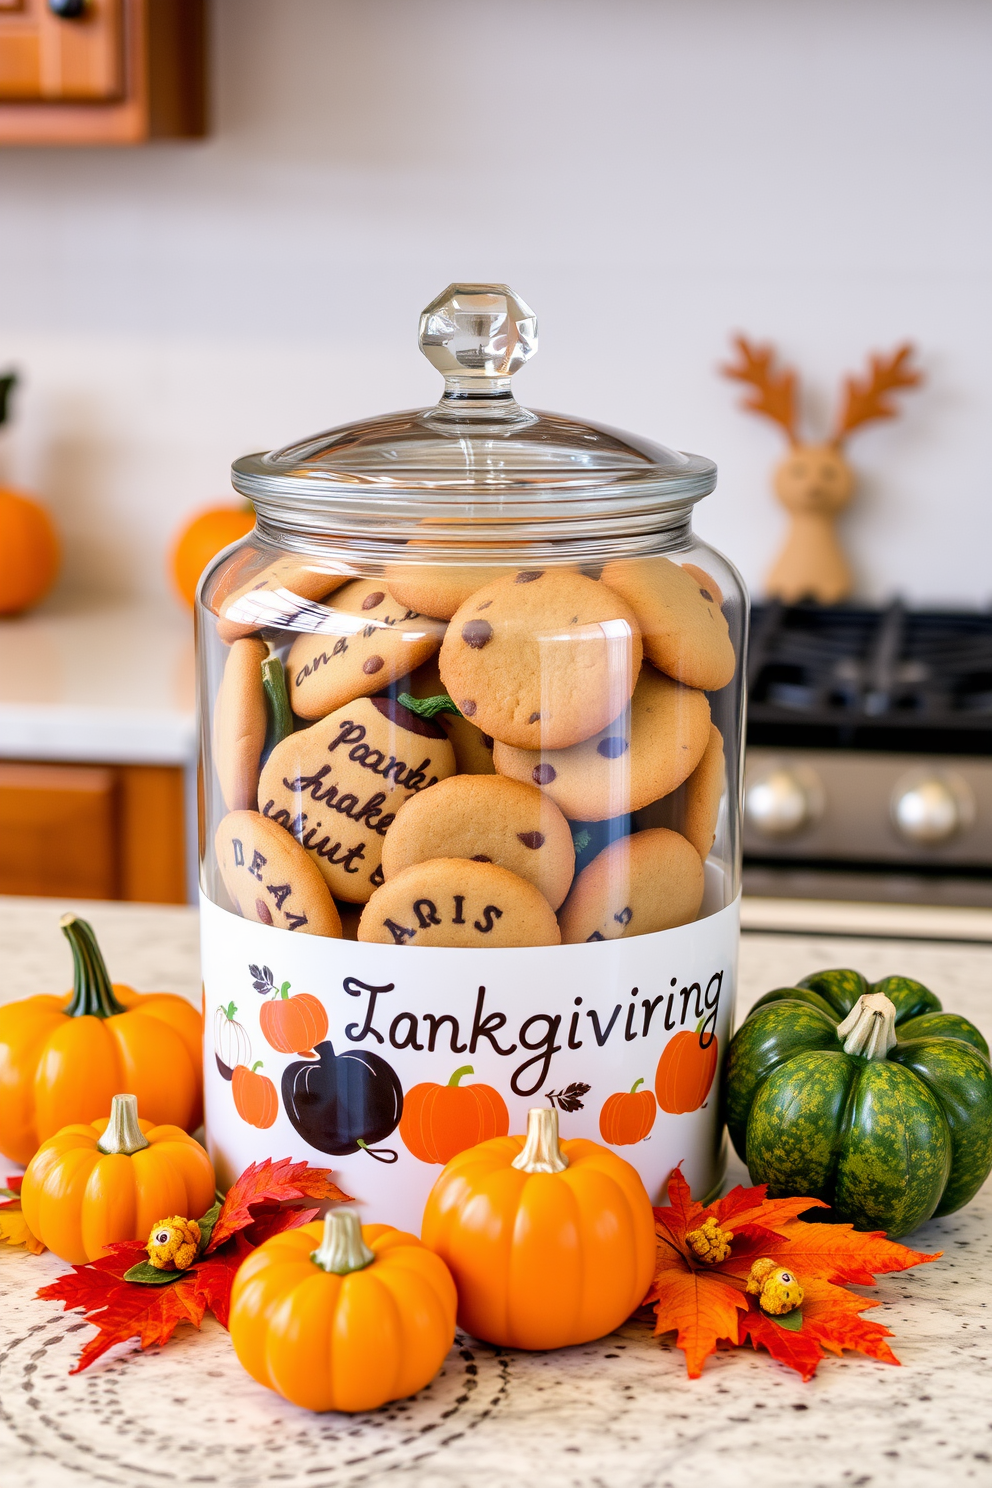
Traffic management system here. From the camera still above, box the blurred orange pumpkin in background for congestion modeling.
[171,504,254,608]
[0,487,60,615]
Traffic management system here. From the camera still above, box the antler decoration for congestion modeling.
[721,335,798,444]
[834,344,922,444]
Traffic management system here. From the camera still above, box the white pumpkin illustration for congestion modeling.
[214,1001,251,1081]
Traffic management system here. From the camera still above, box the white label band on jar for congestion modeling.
[201,892,740,1233]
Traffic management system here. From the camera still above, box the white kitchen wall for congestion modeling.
[0,0,989,607]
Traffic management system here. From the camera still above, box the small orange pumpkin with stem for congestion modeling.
[20,1093,215,1264]
[232,1061,278,1128]
[400,1064,509,1165]
[229,1209,457,1412]
[258,980,328,1057]
[0,916,203,1166]
[655,1027,718,1114]
[421,1107,655,1350]
[599,1077,656,1146]
[0,486,60,615]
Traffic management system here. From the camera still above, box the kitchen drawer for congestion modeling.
[0,760,186,903]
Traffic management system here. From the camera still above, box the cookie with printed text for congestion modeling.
[382,774,575,910]
[493,663,711,821]
[286,579,444,720]
[213,555,349,644]
[558,827,704,944]
[215,810,342,937]
[257,695,457,903]
[213,637,268,811]
[600,556,735,691]
[358,857,561,948]
[635,722,725,859]
[438,568,643,750]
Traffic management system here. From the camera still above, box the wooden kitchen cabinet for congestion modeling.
[0,0,205,144]
[0,759,187,902]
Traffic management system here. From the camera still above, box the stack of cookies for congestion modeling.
[211,556,735,948]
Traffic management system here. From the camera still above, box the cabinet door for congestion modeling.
[0,760,187,903]
[0,0,123,102]
[0,761,118,898]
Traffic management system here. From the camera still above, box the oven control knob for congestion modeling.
[891,774,973,845]
[745,767,815,838]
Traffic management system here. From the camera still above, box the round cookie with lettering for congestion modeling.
[215,810,342,937]
[635,723,725,859]
[558,827,704,944]
[385,559,512,621]
[213,555,348,644]
[286,579,444,721]
[600,556,735,692]
[358,858,561,948]
[213,637,268,811]
[398,655,495,775]
[493,663,711,821]
[382,775,575,910]
[257,695,457,903]
[438,568,643,750]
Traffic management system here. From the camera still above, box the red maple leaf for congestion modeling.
[38,1158,349,1373]
[206,1157,349,1252]
[645,1167,940,1380]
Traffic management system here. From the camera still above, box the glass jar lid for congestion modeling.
[232,284,716,548]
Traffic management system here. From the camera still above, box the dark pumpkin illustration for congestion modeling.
[282,1040,403,1163]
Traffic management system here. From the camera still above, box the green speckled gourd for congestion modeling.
[724,969,992,1238]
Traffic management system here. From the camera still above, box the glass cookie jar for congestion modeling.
[198,284,748,1229]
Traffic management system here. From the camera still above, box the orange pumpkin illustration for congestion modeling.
[233,1061,278,1129]
[655,1030,718,1114]
[400,1065,509,1165]
[259,982,328,1057]
[599,1077,656,1145]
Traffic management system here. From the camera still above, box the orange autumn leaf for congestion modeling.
[647,1167,940,1381]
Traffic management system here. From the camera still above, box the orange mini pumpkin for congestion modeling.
[421,1107,656,1350]
[599,1077,656,1145]
[258,982,328,1057]
[230,1210,457,1412]
[655,1029,719,1114]
[232,1061,278,1128]
[400,1064,509,1165]
[0,486,60,615]
[21,1093,215,1264]
[171,504,255,609]
[0,916,203,1166]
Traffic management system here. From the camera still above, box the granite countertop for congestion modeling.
[0,896,989,1488]
[0,597,195,764]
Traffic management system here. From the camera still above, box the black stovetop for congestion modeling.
[747,601,992,754]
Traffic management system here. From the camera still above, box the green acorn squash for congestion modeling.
[724,968,992,1238]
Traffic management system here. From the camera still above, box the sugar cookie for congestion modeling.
[635,723,725,859]
[493,664,710,821]
[213,638,268,811]
[213,556,348,644]
[600,556,735,691]
[258,695,457,903]
[382,774,575,910]
[385,560,512,621]
[215,810,342,937]
[558,828,704,944]
[438,568,643,750]
[358,858,561,948]
[287,579,443,721]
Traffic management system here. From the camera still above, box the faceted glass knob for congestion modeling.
[419,284,537,392]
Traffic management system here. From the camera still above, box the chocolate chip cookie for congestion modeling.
[557,827,704,944]
[215,810,342,937]
[600,556,735,691]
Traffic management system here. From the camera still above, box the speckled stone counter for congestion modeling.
[1,896,990,1488]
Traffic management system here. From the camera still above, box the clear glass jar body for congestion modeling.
[197,521,746,945]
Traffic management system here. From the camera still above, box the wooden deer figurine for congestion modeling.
[722,336,922,603]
